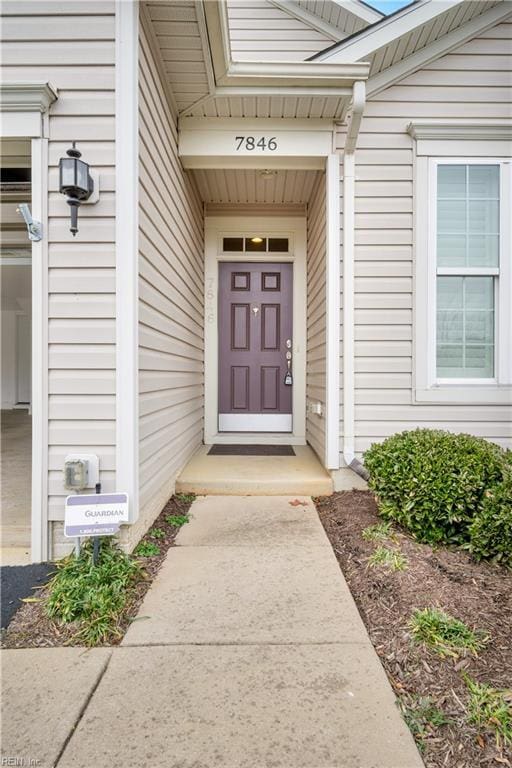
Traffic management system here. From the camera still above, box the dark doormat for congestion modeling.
[208,444,295,456]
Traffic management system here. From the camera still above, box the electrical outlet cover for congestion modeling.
[64,453,99,488]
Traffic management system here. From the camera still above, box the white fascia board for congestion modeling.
[0,82,58,112]
[367,2,512,98]
[268,0,342,41]
[315,0,463,62]
[219,61,369,88]
[203,0,231,82]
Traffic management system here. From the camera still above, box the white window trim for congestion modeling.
[414,156,512,405]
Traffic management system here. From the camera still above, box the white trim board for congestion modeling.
[115,0,139,522]
[30,138,49,562]
[204,216,307,447]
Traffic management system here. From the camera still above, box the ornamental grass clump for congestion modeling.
[463,675,512,749]
[45,538,143,646]
[364,429,511,552]
[409,607,488,659]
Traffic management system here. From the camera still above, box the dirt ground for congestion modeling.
[316,490,512,768]
[2,494,194,648]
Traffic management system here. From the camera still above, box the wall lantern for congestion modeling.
[59,142,94,236]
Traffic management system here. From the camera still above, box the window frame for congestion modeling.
[414,156,512,404]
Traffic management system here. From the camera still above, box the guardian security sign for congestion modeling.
[64,493,129,538]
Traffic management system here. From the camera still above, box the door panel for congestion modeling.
[219,262,293,432]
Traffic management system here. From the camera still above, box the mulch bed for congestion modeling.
[315,490,512,768]
[1,494,194,649]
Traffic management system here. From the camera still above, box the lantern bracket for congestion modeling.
[16,203,42,242]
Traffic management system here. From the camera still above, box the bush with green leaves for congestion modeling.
[46,538,143,645]
[469,473,512,567]
[364,429,510,550]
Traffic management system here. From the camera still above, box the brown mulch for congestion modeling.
[2,494,195,649]
[315,490,512,768]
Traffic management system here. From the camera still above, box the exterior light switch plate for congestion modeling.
[64,453,99,488]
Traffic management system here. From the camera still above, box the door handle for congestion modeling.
[284,346,293,386]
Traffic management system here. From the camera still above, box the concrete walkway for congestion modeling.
[1,496,423,768]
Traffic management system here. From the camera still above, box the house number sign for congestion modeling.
[235,136,278,152]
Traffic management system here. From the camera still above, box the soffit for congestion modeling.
[191,168,321,204]
[296,0,374,36]
[143,1,211,113]
[367,0,504,77]
[143,1,366,120]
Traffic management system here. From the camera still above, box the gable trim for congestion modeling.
[367,3,512,98]
[312,0,464,62]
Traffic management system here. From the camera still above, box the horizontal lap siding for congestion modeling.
[0,1,116,557]
[135,22,204,548]
[349,21,512,460]
[306,172,326,460]
[227,0,331,61]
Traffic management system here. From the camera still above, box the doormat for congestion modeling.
[208,445,295,456]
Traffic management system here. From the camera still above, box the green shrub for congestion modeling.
[469,473,512,567]
[46,539,143,645]
[364,429,508,548]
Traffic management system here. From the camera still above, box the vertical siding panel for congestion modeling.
[133,20,204,548]
[306,172,326,459]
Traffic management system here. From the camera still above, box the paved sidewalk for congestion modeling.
[1,496,423,768]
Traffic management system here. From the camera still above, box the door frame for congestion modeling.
[204,216,307,445]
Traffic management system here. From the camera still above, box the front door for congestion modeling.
[218,262,293,432]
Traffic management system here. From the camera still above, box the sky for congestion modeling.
[365,0,415,14]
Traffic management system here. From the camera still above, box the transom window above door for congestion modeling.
[222,236,289,253]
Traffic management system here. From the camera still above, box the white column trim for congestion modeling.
[115,0,139,521]
[325,154,341,469]
[342,81,366,467]
[30,138,49,562]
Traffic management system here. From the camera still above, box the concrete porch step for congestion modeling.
[176,445,333,496]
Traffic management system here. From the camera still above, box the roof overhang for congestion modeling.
[311,0,464,62]
[202,1,369,94]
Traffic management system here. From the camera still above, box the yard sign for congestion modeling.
[64,493,129,538]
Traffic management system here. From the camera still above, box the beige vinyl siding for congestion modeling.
[306,172,326,460]
[135,19,204,548]
[345,20,512,462]
[227,0,332,61]
[0,1,116,557]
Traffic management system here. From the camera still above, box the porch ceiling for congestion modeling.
[191,168,321,205]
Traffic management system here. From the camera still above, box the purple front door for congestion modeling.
[218,262,293,432]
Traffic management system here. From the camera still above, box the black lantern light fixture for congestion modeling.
[59,142,94,236]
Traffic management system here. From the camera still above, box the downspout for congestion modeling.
[343,80,369,481]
